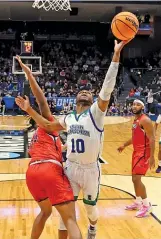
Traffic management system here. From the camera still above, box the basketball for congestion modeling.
[111,12,139,40]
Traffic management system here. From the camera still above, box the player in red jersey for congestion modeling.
[118,99,155,218]
[16,56,82,239]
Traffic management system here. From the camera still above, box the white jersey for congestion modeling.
[59,102,106,164]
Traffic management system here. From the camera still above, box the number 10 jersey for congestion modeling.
[59,102,105,165]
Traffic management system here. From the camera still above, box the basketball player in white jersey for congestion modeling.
[16,39,130,239]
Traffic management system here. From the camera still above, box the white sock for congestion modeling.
[142,198,150,207]
[135,196,142,205]
[158,161,161,167]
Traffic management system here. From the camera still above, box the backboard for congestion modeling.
[12,56,42,75]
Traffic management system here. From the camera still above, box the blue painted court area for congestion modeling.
[0,152,21,159]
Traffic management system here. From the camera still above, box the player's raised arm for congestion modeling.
[97,40,130,112]
[15,96,64,132]
[16,55,52,120]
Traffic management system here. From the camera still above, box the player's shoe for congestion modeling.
[125,202,141,211]
[156,166,161,173]
[87,228,96,239]
[135,203,152,218]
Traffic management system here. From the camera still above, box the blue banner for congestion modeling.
[30,96,97,109]
[47,97,97,108]
[3,96,97,111]
[52,97,76,107]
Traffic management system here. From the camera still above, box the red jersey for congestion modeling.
[132,114,150,151]
[28,116,62,163]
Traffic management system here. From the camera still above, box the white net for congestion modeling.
[32,0,71,11]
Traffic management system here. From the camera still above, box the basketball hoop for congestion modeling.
[32,0,71,11]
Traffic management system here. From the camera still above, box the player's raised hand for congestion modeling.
[15,95,31,112]
[114,39,132,53]
[16,55,31,75]
[117,145,125,153]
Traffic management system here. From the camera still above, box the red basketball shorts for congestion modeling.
[132,149,150,175]
[26,162,74,205]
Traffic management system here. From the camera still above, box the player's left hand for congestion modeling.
[15,95,31,112]
[149,156,155,170]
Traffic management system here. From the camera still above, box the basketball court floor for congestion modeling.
[0,115,161,239]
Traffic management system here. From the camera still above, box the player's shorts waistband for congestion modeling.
[66,159,99,168]
[30,159,62,167]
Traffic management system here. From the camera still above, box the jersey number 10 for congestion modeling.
[71,139,85,153]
